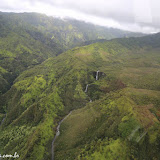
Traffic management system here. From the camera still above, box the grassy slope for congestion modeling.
[0,34,160,159]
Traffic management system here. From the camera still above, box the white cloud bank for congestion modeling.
[0,0,160,33]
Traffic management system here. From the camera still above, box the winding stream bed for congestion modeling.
[51,111,72,160]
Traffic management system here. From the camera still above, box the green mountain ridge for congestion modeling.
[0,12,64,94]
[0,12,145,50]
[0,11,145,94]
[0,33,160,159]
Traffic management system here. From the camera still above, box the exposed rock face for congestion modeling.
[93,71,106,80]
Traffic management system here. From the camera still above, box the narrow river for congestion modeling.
[51,111,72,160]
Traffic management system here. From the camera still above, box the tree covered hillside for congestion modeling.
[0,33,160,159]
[0,12,145,50]
[0,12,63,94]
[0,11,144,94]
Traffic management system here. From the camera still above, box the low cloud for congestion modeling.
[0,0,160,33]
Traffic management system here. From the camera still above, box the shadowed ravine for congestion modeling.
[51,112,72,160]
[85,70,100,102]
[52,70,100,159]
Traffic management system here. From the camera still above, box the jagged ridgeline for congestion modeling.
[1,33,160,160]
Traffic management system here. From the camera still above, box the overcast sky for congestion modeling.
[0,0,160,33]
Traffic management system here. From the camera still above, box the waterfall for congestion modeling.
[85,85,92,102]
[84,70,100,102]
[136,131,147,143]
[85,84,89,93]
[128,126,140,140]
[96,70,99,80]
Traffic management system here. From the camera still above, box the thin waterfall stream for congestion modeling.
[96,70,99,81]
[52,70,100,159]
[52,111,72,160]
[85,70,100,103]
[85,84,89,93]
